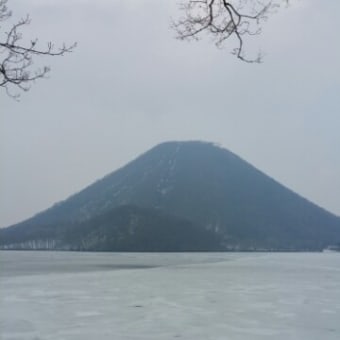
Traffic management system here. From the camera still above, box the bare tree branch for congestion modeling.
[172,0,289,63]
[0,0,76,99]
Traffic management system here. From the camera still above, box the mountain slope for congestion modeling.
[1,141,340,250]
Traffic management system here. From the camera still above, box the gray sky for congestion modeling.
[1,0,339,228]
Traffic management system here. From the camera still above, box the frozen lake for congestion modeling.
[1,251,339,340]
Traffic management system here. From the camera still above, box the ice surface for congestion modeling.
[1,251,340,340]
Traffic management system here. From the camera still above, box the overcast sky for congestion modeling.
[1,0,339,228]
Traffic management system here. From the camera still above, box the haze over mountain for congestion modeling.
[1,141,340,251]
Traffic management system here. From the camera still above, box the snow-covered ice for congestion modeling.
[1,251,339,340]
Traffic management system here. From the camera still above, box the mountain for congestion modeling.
[1,141,340,251]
